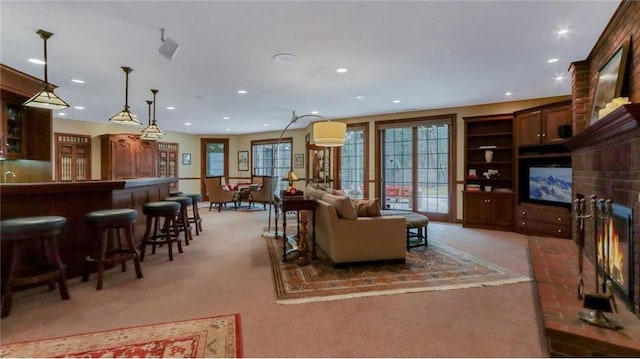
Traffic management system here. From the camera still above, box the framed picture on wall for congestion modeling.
[294,153,304,168]
[238,151,249,171]
[182,153,191,165]
[590,40,629,125]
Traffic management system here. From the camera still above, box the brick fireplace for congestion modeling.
[568,0,640,317]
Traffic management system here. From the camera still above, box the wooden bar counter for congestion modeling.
[1,177,176,279]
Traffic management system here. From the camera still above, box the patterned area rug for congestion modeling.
[267,237,531,303]
[0,314,242,358]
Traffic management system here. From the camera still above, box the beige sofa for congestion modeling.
[305,186,406,265]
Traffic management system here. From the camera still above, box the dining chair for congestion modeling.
[204,176,238,212]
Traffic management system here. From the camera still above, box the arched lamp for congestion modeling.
[262,111,346,239]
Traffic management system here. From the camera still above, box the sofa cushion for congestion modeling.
[321,194,358,220]
[352,198,382,217]
[305,185,327,200]
[332,188,347,196]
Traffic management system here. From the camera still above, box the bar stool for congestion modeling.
[1,216,70,318]
[140,201,183,261]
[82,208,143,290]
[182,193,203,236]
[163,196,193,246]
[169,190,183,197]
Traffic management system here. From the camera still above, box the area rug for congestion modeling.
[0,314,242,358]
[267,237,531,304]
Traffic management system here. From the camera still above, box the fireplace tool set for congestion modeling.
[574,195,623,330]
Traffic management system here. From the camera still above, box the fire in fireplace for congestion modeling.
[597,203,634,311]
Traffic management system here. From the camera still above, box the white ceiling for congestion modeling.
[0,1,620,135]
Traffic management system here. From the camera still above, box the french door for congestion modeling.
[377,115,456,222]
[335,123,369,199]
[200,138,229,201]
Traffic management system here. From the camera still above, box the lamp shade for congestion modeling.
[313,121,346,147]
[23,83,69,110]
[282,171,299,181]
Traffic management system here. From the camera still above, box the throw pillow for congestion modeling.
[352,198,382,217]
[321,193,358,220]
[332,189,346,196]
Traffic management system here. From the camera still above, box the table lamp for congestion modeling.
[282,171,299,190]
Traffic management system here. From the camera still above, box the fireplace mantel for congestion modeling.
[565,103,640,151]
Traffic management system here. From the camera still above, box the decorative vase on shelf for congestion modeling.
[484,150,493,163]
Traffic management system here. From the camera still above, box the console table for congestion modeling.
[273,193,317,262]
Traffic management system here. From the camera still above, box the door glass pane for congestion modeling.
[206,143,225,176]
[417,124,449,213]
[340,129,365,199]
[383,127,413,210]
[252,141,291,192]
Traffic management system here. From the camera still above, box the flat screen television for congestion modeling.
[528,165,572,206]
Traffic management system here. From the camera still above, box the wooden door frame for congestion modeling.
[200,138,229,201]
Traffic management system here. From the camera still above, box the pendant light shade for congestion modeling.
[109,66,141,125]
[313,121,346,147]
[141,89,165,138]
[23,29,70,110]
[140,100,160,141]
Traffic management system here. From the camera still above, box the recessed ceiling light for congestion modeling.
[223,116,230,120]
[57,112,66,116]
[184,122,191,126]
[74,106,85,110]
[225,128,232,131]
[311,111,319,115]
[263,124,270,127]
[336,67,348,74]
[71,79,85,84]
[556,27,570,36]
[28,58,45,65]
[505,91,512,96]
[547,58,559,63]
[356,95,371,100]
[273,53,297,64]
[166,106,175,110]
[392,99,401,104]
[237,89,248,94]
[555,75,564,81]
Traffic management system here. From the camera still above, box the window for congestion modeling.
[337,123,368,199]
[377,115,455,222]
[252,137,292,192]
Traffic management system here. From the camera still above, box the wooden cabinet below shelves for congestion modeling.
[515,202,571,238]
[463,192,514,231]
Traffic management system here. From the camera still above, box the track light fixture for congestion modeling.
[23,29,70,110]
[158,28,180,60]
[109,66,141,125]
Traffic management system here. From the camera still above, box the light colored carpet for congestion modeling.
[0,206,546,357]
[0,314,242,358]
[267,237,532,304]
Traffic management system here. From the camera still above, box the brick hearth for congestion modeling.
[529,237,640,356]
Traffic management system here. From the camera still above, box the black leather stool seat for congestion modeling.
[163,196,192,206]
[83,208,142,290]
[1,215,70,317]
[182,193,202,202]
[143,201,181,216]
[169,191,183,196]
[85,208,138,227]
[1,216,66,236]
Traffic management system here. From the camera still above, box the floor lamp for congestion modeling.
[261,111,346,238]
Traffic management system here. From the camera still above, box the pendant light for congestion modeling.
[109,66,141,125]
[140,100,159,141]
[23,29,70,110]
[141,89,165,138]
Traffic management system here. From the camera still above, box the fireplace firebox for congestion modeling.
[597,203,634,311]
